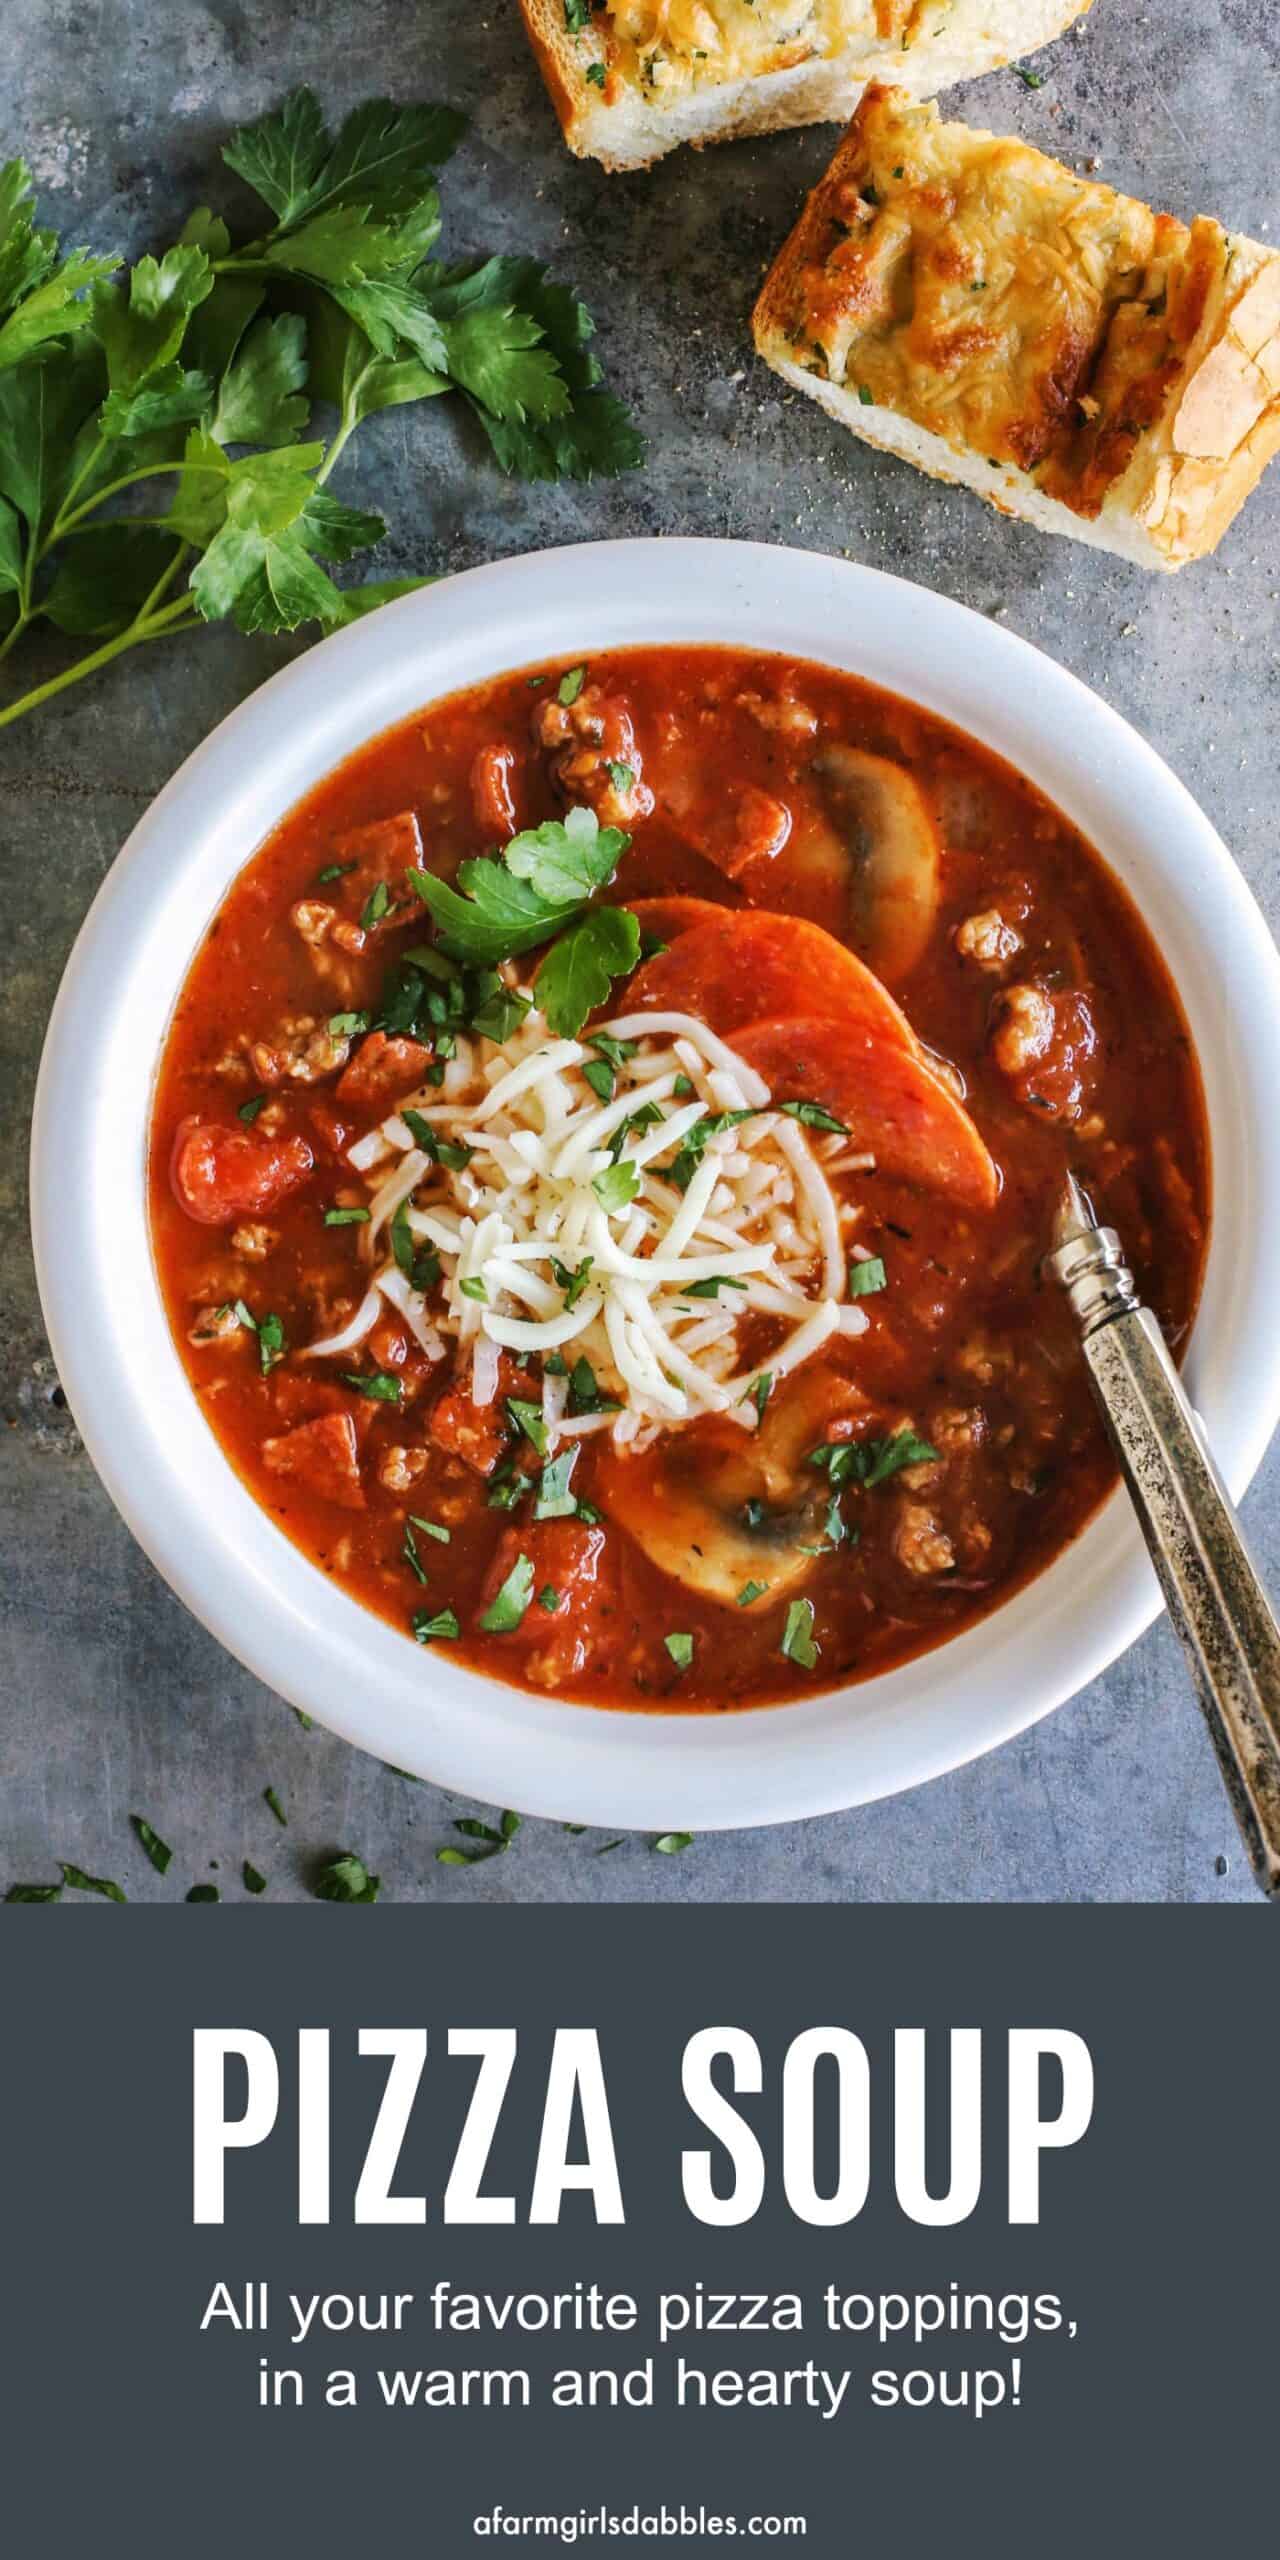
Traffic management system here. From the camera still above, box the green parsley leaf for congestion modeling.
[313,1850,381,1903]
[558,663,587,703]
[538,1584,561,1611]
[263,1785,287,1827]
[583,1055,615,1102]
[568,1354,618,1416]
[737,1580,768,1607]
[808,1428,938,1490]
[235,1302,286,1374]
[401,1106,472,1171]
[408,1512,450,1544]
[591,1158,639,1214]
[458,1275,488,1303]
[550,1252,594,1311]
[185,1883,220,1903]
[664,1632,694,1671]
[487,1464,533,1512]
[131,1815,172,1876]
[777,1099,849,1135]
[238,1093,267,1123]
[585,63,607,91]
[59,1862,126,1902]
[453,257,644,483]
[506,1397,549,1454]
[479,1552,535,1633]
[401,1519,429,1585]
[413,1604,461,1643]
[747,1373,772,1421]
[588,1032,637,1071]
[683,1274,748,1301]
[848,1254,887,1297]
[317,858,357,884]
[536,904,642,1038]
[663,1108,756,1192]
[534,1447,580,1520]
[5,1881,62,1902]
[360,877,391,929]
[780,1598,819,1670]
[409,805,627,968]
[1014,63,1045,88]
[325,1204,370,1225]
[243,1861,268,1895]
[341,1369,402,1400]
[653,1831,694,1854]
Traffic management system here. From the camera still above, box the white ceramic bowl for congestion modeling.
[30,539,1280,1828]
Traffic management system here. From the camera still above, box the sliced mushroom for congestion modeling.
[814,744,940,985]
[595,1366,870,1609]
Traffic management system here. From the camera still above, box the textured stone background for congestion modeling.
[2,1,1277,1903]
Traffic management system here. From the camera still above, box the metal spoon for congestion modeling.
[1046,1171,1280,1900]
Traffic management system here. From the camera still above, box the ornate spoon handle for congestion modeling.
[1047,1187,1280,1900]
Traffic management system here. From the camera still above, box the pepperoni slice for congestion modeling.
[624,911,920,1053]
[621,896,730,950]
[170,1116,314,1227]
[735,1016,999,1211]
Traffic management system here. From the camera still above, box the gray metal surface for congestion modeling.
[2,0,1277,1903]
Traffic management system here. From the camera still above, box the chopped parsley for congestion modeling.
[410,1513,450,1545]
[1014,62,1045,88]
[316,859,357,885]
[263,1786,287,1827]
[746,1373,773,1422]
[589,1033,638,1072]
[360,878,391,930]
[673,1073,695,1098]
[808,1427,937,1489]
[186,1883,219,1903]
[847,1254,887,1297]
[568,1354,619,1416]
[592,1159,639,1214]
[6,1882,62,1902]
[243,1861,268,1895]
[324,1205,370,1226]
[737,1581,768,1607]
[401,1520,429,1585]
[653,1832,694,1854]
[480,1553,535,1633]
[235,1300,285,1373]
[558,662,587,704]
[413,1605,460,1643]
[683,1274,748,1301]
[777,1099,849,1134]
[402,1107,473,1172]
[780,1598,819,1670]
[605,759,633,793]
[538,1585,561,1611]
[458,1275,488,1302]
[341,1369,402,1400]
[59,1862,126,1902]
[582,1056,616,1103]
[663,1107,756,1192]
[390,1197,439,1293]
[487,1463,534,1512]
[131,1815,172,1876]
[237,1093,267,1124]
[585,59,606,88]
[506,1397,549,1455]
[313,1852,380,1904]
[664,1631,694,1671]
[535,1447,580,1520]
[550,1252,594,1311]
[329,1009,370,1036]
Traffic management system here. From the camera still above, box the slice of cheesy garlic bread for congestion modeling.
[753,85,1280,570]
[520,0,1094,172]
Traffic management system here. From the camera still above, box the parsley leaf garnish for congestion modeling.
[313,1850,380,1902]
[808,1428,937,1489]
[591,1158,639,1214]
[664,1632,694,1671]
[131,1815,172,1875]
[413,1604,460,1643]
[848,1255,887,1297]
[780,1598,819,1670]
[479,1552,535,1633]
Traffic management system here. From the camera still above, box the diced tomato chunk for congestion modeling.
[478,1521,613,1685]
[336,1030,433,1113]
[170,1115,314,1227]
[470,741,521,839]
[427,1355,534,1478]
[262,1411,365,1509]
[307,1098,355,1162]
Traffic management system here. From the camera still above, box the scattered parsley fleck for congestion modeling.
[243,1861,268,1895]
[538,1584,561,1611]
[591,1159,640,1214]
[746,1373,773,1422]
[186,1883,219,1903]
[684,1274,748,1301]
[360,879,391,931]
[480,1553,535,1633]
[585,59,606,88]
[59,1862,126,1902]
[653,1832,694,1854]
[737,1580,768,1607]
[781,1598,819,1670]
[341,1369,402,1400]
[409,1513,450,1545]
[664,1632,694,1671]
[847,1254,887,1297]
[778,1099,849,1134]
[131,1815,172,1875]
[237,1093,267,1124]
[605,759,633,792]
[507,1397,549,1455]
[401,1520,429,1584]
[316,860,357,885]
[558,662,587,704]
[313,1852,380,1904]
[324,1205,370,1226]
[583,1056,616,1103]
[328,1010,370,1037]
[459,1275,488,1302]
[535,1447,580,1521]
[550,1252,594,1311]
[413,1605,461,1643]
[6,1881,62,1902]
[1015,63,1045,87]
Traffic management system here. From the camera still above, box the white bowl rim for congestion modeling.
[29,536,1280,1830]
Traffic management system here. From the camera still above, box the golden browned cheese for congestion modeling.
[781,87,1231,512]
[602,0,934,96]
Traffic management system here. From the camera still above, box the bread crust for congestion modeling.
[753,88,1280,568]
[519,0,1093,171]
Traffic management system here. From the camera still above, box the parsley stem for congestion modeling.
[47,460,225,548]
[0,592,201,731]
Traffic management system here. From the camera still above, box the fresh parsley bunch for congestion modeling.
[407,798,641,1037]
[0,91,642,730]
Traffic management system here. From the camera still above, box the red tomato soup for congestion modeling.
[149,648,1209,1709]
